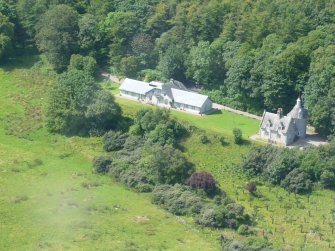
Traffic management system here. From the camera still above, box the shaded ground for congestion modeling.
[250,132,328,148]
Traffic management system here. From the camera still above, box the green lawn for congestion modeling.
[0,64,218,251]
[115,97,260,138]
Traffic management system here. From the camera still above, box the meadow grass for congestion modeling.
[0,64,218,251]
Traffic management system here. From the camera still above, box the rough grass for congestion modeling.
[0,60,218,251]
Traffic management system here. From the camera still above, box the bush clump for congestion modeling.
[200,134,209,144]
[186,171,217,194]
[233,128,243,144]
[152,184,204,215]
[246,182,257,194]
[92,156,112,174]
[281,169,312,194]
[103,131,128,152]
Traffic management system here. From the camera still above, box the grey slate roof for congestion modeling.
[287,105,308,119]
[171,88,210,108]
[260,112,293,134]
[120,78,211,108]
[120,78,154,95]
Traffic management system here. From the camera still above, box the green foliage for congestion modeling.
[35,5,79,71]
[78,14,102,58]
[0,13,14,61]
[265,149,300,185]
[92,155,112,174]
[151,184,204,216]
[158,44,185,80]
[199,134,209,144]
[237,224,253,236]
[196,203,247,229]
[233,128,243,145]
[102,131,128,152]
[241,144,335,194]
[241,145,278,176]
[85,91,122,134]
[68,54,97,76]
[222,239,278,251]
[148,144,194,185]
[46,69,121,135]
[320,170,335,189]
[281,169,312,194]
[145,123,176,146]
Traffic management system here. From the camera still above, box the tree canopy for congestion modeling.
[3,0,335,135]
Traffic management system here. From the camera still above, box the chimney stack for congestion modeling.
[277,108,283,118]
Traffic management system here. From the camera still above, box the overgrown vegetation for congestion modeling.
[93,107,251,232]
[241,142,335,194]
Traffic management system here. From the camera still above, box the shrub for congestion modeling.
[219,136,225,145]
[320,170,335,189]
[241,145,279,176]
[225,203,245,219]
[226,218,238,229]
[136,183,154,193]
[246,182,257,194]
[119,169,152,188]
[200,134,209,144]
[222,239,279,251]
[149,145,195,185]
[146,123,176,146]
[185,171,217,194]
[92,156,112,174]
[233,128,243,144]
[151,184,204,216]
[123,135,145,151]
[264,149,300,184]
[237,224,253,235]
[134,108,170,134]
[281,169,312,194]
[213,195,222,205]
[102,131,128,152]
[196,206,227,228]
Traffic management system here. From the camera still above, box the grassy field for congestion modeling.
[2,60,335,251]
[0,61,219,251]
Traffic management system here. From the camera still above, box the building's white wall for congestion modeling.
[295,119,307,138]
[120,88,212,115]
[200,99,213,113]
[174,102,201,114]
[260,128,288,145]
[120,90,140,99]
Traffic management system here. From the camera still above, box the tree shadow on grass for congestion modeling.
[207,109,222,116]
[1,48,40,71]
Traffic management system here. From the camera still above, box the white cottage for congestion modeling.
[259,98,308,145]
[119,78,213,114]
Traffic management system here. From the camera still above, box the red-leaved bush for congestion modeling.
[186,171,217,194]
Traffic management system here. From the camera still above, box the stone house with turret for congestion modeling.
[259,98,308,146]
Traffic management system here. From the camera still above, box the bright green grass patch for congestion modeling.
[0,65,218,251]
[115,97,259,138]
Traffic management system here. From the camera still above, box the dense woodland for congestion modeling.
[0,0,334,135]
